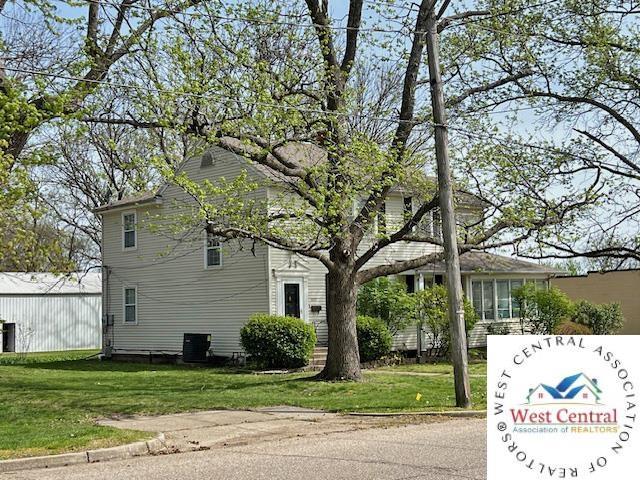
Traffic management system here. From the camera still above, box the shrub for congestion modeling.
[357,278,414,334]
[572,300,624,335]
[411,285,478,357]
[240,314,316,369]
[554,320,593,335]
[513,284,573,334]
[356,315,393,362]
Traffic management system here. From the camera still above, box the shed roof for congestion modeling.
[0,272,102,295]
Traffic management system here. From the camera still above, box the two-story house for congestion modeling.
[95,144,558,360]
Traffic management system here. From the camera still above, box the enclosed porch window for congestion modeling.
[471,278,546,321]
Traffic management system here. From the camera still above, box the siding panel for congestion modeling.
[0,295,101,352]
[102,147,270,357]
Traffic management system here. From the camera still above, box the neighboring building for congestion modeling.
[0,272,102,353]
[95,144,559,360]
[551,269,640,334]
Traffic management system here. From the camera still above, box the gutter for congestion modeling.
[92,195,163,214]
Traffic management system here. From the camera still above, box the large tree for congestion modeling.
[98,0,596,381]
[449,0,640,267]
[7,1,608,382]
[0,0,203,270]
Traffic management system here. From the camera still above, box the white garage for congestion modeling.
[0,272,102,353]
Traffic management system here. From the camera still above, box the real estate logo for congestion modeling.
[488,336,638,479]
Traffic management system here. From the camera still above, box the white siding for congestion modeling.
[267,193,440,346]
[102,147,270,357]
[0,294,101,353]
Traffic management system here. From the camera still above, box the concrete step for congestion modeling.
[307,346,327,370]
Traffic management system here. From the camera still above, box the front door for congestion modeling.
[2,323,15,352]
[284,283,301,318]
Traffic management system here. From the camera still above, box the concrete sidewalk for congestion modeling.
[97,407,449,453]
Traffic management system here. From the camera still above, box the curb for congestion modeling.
[346,410,487,418]
[0,434,167,474]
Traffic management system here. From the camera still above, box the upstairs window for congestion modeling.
[122,212,136,249]
[123,287,137,324]
[432,209,442,240]
[403,197,413,221]
[205,232,222,267]
[377,201,387,235]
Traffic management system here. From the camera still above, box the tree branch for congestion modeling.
[341,0,364,74]
[357,250,446,284]
[355,194,439,270]
[574,129,640,173]
[445,69,534,106]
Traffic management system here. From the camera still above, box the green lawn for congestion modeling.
[0,350,486,459]
[377,361,487,375]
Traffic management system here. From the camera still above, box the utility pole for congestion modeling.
[424,4,471,408]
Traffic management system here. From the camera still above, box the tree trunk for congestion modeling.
[319,266,362,381]
[425,8,471,408]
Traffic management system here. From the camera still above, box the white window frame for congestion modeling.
[122,211,137,251]
[204,231,223,268]
[403,196,417,232]
[122,286,138,325]
[275,274,308,322]
[470,277,547,321]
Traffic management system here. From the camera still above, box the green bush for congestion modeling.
[240,314,316,369]
[572,300,624,335]
[554,320,593,335]
[513,284,573,334]
[357,278,414,334]
[356,315,393,362]
[411,285,478,357]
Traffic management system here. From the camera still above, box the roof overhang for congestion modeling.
[93,195,163,214]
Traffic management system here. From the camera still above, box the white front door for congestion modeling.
[276,276,308,321]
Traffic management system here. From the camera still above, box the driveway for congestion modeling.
[1,418,486,480]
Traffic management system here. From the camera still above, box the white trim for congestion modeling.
[121,211,137,251]
[203,231,223,269]
[122,285,138,325]
[469,276,545,321]
[275,275,308,322]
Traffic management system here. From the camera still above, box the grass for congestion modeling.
[0,350,486,459]
[377,361,487,375]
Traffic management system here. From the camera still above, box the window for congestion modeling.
[403,197,413,221]
[511,280,523,318]
[122,212,136,249]
[377,202,387,234]
[471,279,524,320]
[472,281,483,318]
[483,281,495,320]
[405,274,415,293]
[432,209,442,239]
[123,287,137,324]
[497,280,510,319]
[471,278,534,320]
[205,232,222,267]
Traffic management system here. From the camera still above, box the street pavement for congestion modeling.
[1,418,486,480]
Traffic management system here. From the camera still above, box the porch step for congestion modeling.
[307,346,328,371]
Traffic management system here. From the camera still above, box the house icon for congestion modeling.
[527,373,602,405]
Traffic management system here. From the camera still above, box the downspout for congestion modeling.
[102,265,113,358]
